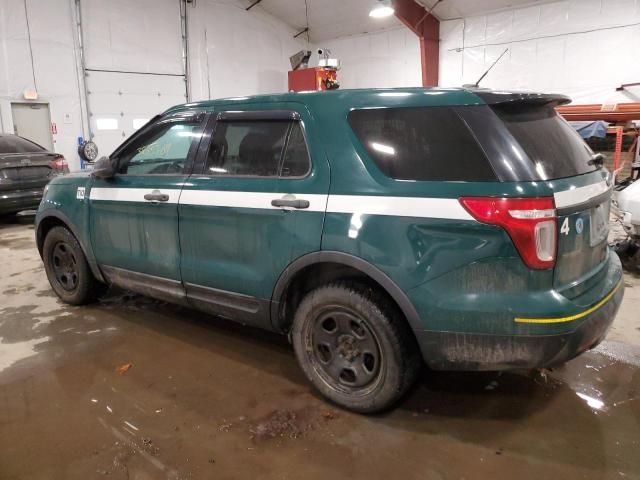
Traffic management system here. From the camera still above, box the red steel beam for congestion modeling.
[610,126,623,171]
[394,0,440,87]
[556,103,640,122]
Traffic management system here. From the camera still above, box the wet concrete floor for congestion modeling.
[1,215,639,479]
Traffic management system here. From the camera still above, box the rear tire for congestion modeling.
[291,281,421,413]
[43,226,105,305]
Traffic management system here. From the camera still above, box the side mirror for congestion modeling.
[588,153,605,168]
[91,156,117,179]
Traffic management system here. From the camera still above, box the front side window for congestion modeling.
[118,119,201,175]
[205,120,290,177]
[348,106,496,182]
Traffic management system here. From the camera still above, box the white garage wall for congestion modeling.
[439,0,640,104]
[0,0,85,170]
[81,0,188,157]
[316,27,422,90]
[188,0,306,100]
[82,0,184,74]
[0,0,307,170]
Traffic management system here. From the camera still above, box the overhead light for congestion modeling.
[369,0,394,18]
[23,89,38,100]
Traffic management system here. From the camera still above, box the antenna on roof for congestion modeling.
[464,48,509,88]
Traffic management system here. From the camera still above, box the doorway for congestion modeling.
[11,103,54,150]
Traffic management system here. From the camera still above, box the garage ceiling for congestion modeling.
[253,0,561,42]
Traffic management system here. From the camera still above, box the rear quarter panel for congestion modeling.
[306,93,616,336]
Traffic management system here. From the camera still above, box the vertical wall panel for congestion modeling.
[538,2,569,35]
[463,15,487,46]
[318,28,422,90]
[0,0,84,171]
[82,0,183,74]
[188,0,307,101]
[511,6,540,41]
[1,0,312,169]
[440,0,640,104]
[485,10,514,44]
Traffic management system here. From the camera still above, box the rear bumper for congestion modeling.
[0,188,44,215]
[415,256,625,371]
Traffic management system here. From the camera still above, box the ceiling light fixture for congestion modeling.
[369,0,394,18]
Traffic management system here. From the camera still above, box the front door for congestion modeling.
[178,105,330,328]
[89,112,206,300]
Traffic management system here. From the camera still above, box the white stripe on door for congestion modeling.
[90,187,181,204]
[326,195,474,220]
[90,187,474,220]
[179,190,328,212]
[89,181,612,219]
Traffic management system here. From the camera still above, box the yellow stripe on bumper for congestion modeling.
[514,280,623,324]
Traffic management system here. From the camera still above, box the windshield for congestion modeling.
[491,104,596,180]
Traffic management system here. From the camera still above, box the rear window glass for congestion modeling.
[491,104,595,180]
[348,106,496,182]
[0,135,45,154]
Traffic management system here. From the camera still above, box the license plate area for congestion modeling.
[590,201,610,247]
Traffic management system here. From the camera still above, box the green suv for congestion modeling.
[36,88,624,412]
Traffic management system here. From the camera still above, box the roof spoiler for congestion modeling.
[471,90,571,107]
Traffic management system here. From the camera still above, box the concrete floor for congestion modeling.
[1,215,639,480]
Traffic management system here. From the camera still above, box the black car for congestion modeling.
[0,134,68,216]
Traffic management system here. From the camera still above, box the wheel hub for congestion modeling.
[51,241,79,291]
[336,334,360,362]
[310,309,381,389]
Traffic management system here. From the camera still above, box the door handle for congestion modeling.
[271,196,310,209]
[144,190,170,202]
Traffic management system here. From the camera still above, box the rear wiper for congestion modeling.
[588,153,605,169]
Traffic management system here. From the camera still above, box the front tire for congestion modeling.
[291,282,421,413]
[43,226,105,305]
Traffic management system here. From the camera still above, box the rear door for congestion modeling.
[89,112,206,295]
[178,104,329,328]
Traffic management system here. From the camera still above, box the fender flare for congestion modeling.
[35,209,105,283]
[270,251,422,332]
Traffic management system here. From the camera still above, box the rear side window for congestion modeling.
[281,122,310,177]
[491,104,595,180]
[0,135,45,154]
[348,107,496,181]
[206,121,289,177]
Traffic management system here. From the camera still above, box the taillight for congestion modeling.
[49,155,69,174]
[459,197,557,269]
